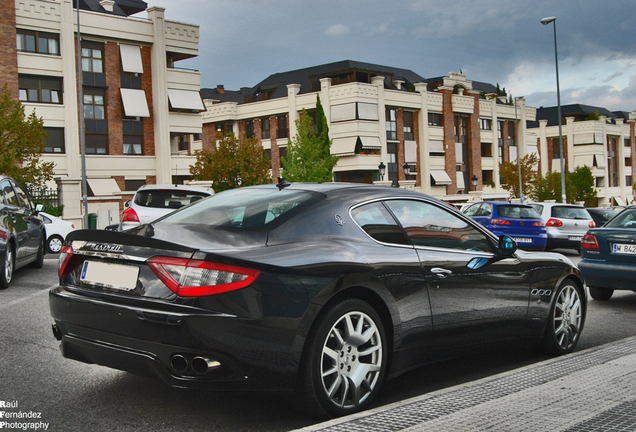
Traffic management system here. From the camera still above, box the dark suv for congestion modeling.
[0,176,46,289]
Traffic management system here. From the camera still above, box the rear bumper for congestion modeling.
[579,259,636,291]
[49,286,304,390]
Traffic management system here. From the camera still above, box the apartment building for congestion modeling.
[530,104,636,206]
[1,0,204,227]
[201,60,538,203]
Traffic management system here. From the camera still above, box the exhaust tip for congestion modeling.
[191,356,221,375]
[52,324,62,341]
[170,354,189,373]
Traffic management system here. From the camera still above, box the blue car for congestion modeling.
[463,201,547,251]
[580,205,636,301]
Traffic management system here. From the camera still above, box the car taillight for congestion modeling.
[581,233,600,250]
[122,207,139,223]
[490,219,511,225]
[59,245,83,278]
[546,218,563,227]
[589,220,596,228]
[147,256,260,297]
[532,221,545,226]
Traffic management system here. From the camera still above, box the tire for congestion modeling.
[540,280,584,356]
[295,299,387,419]
[46,235,64,254]
[589,286,614,301]
[29,237,45,269]
[0,244,14,290]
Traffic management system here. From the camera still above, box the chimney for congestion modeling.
[216,85,225,94]
[100,0,115,12]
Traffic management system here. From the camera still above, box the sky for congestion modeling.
[144,0,636,113]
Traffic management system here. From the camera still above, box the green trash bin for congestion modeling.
[87,213,98,229]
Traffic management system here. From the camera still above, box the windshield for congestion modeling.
[551,206,590,220]
[158,187,324,231]
[134,189,210,210]
[497,205,541,219]
[604,209,636,229]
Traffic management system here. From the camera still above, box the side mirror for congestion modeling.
[498,234,518,256]
[125,200,131,208]
[34,203,47,215]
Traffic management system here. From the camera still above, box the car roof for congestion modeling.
[136,184,214,194]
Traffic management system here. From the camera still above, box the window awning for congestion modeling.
[456,172,466,190]
[430,170,452,185]
[405,140,417,163]
[87,178,121,197]
[331,103,356,122]
[357,103,378,121]
[594,154,606,168]
[455,142,463,163]
[359,136,382,150]
[120,88,150,117]
[509,146,518,162]
[331,137,357,156]
[527,145,539,159]
[167,89,205,111]
[614,196,626,206]
[429,140,444,154]
[574,154,593,168]
[119,44,143,74]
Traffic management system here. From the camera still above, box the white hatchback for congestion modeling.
[528,202,595,253]
[40,212,76,253]
[120,184,214,230]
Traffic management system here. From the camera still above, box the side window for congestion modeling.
[351,202,410,245]
[1,182,18,207]
[385,200,494,253]
[464,204,481,217]
[12,182,31,210]
[476,204,492,217]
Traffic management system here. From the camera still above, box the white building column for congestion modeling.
[320,78,331,125]
[287,84,301,140]
[60,0,80,178]
[56,177,83,228]
[148,7,171,184]
[415,82,430,194]
[538,120,549,175]
[371,76,387,176]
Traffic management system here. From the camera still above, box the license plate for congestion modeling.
[612,243,636,255]
[80,261,139,291]
[568,236,583,241]
[513,237,532,243]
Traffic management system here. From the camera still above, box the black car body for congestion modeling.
[49,183,586,418]
[585,207,621,227]
[0,175,46,288]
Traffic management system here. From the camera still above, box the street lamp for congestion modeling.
[403,163,411,178]
[471,175,478,191]
[541,16,567,204]
[378,162,386,181]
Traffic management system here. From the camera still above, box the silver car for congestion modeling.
[528,202,595,253]
[120,184,214,230]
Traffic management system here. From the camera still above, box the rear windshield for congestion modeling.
[158,187,323,231]
[134,189,210,210]
[604,209,636,228]
[497,205,541,219]
[551,206,590,220]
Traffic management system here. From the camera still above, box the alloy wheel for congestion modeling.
[553,284,582,351]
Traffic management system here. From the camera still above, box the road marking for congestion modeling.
[0,284,56,310]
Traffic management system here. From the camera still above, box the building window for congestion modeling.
[84,88,108,154]
[608,136,619,187]
[498,121,504,148]
[625,138,631,147]
[178,134,189,152]
[121,72,141,89]
[386,109,397,141]
[193,133,202,141]
[245,121,254,139]
[479,118,492,130]
[262,118,270,139]
[387,142,398,186]
[403,111,414,141]
[508,120,516,146]
[455,115,468,144]
[428,112,443,126]
[16,29,59,55]
[43,127,64,154]
[481,143,492,157]
[123,118,143,155]
[277,115,288,139]
[482,170,494,185]
[125,179,146,192]
[217,123,233,136]
[82,42,105,86]
[18,75,62,104]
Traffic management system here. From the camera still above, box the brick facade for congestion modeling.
[271,116,281,179]
[105,42,123,155]
[442,89,457,194]
[469,95,482,190]
[412,111,421,187]
[0,6,18,98]
[140,46,155,156]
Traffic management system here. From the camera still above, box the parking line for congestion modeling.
[0,284,56,310]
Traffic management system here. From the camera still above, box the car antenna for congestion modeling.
[276,177,291,191]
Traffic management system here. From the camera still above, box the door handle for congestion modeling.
[431,268,452,278]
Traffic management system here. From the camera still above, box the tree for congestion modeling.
[281,106,338,183]
[498,153,539,200]
[0,84,54,188]
[569,165,598,206]
[531,170,577,203]
[189,132,271,192]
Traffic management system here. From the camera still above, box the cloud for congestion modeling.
[325,25,350,36]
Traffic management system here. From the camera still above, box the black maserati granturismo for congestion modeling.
[50,182,586,418]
